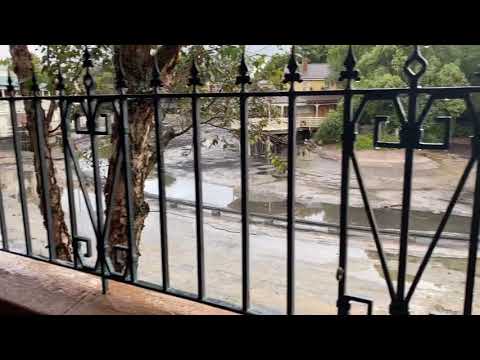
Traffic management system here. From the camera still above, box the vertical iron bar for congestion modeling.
[392,48,426,315]
[152,69,170,290]
[83,47,108,293]
[32,83,55,261]
[397,144,414,309]
[153,98,170,289]
[286,88,296,315]
[87,102,108,292]
[237,51,251,313]
[282,46,302,315]
[57,81,80,267]
[192,92,205,300]
[118,94,137,282]
[336,45,359,315]
[8,98,32,255]
[189,60,205,300]
[0,172,8,251]
[464,159,480,315]
[239,92,250,312]
[337,89,353,315]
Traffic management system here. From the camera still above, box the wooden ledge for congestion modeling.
[0,252,235,315]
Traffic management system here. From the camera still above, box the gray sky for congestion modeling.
[0,45,287,60]
[0,45,38,58]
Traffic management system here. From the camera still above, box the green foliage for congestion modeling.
[256,52,289,89]
[313,108,343,144]
[355,134,373,150]
[268,153,287,174]
[295,45,329,63]
[36,45,114,94]
[453,123,473,137]
[321,45,473,140]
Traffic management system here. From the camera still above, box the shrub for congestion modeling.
[356,134,374,150]
[314,110,343,145]
[453,123,473,138]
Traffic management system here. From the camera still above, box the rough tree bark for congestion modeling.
[105,45,181,272]
[9,45,73,261]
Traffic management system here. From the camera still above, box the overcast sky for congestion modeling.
[0,45,288,60]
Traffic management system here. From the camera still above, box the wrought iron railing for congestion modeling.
[0,45,479,315]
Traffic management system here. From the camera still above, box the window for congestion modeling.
[296,105,316,117]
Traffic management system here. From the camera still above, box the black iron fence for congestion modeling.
[0,45,479,315]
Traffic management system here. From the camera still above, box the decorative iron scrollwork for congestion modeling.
[344,295,373,315]
[74,236,93,258]
[373,115,451,150]
[403,45,428,86]
[73,110,111,135]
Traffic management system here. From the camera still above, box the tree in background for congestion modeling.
[8,44,480,270]
[8,44,277,272]
[315,45,472,145]
[10,45,73,259]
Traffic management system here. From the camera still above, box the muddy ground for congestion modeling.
[0,128,479,315]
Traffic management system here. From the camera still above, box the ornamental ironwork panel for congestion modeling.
[0,45,478,315]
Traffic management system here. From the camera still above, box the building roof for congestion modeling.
[284,63,332,80]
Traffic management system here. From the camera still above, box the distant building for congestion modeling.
[238,60,341,157]
[0,65,55,142]
[271,60,340,119]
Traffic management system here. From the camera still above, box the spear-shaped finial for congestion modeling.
[339,45,360,82]
[55,66,65,92]
[82,46,93,69]
[30,70,40,94]
[6,69,15,95]
[82,46,96,93]
[188,58,203,88]
[283,46,302,85]
[236,50,251,87]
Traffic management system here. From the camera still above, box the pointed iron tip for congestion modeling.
[55,66,65,91]
[83,46,93,68]
[283,46,302,84]
[338,45,360,82]
[236,51,251,86]
[6,69,14,93]
[30,70,40,93]
[188,57,202,87]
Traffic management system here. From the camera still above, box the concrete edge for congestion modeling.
[0,252,236,315]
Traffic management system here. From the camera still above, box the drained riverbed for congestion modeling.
[0,127,478,314]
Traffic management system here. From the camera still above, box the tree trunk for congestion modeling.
[9,45,72,261]
[105,45,181,273]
